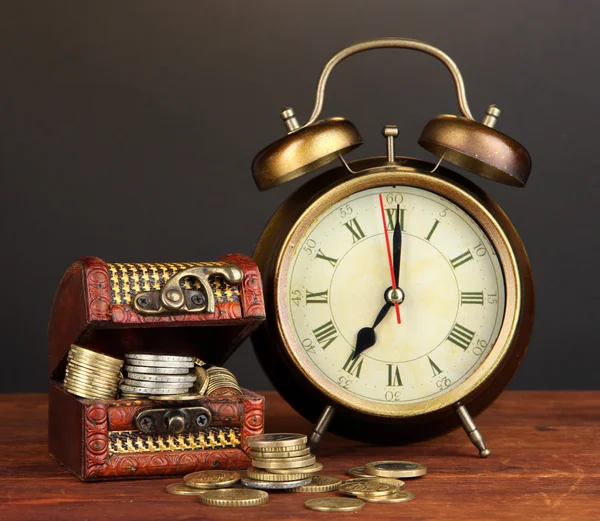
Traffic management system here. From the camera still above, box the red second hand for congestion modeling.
[378,194,401,324]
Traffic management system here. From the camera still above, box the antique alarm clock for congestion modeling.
[251,38,533,457]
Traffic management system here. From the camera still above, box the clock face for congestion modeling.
[282,184,506,412]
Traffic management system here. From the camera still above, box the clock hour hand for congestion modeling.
[353,301,392,359]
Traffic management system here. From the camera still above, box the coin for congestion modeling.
[249,447,310,459]
[347,466,373,478]
[241,476,311,490]
[64,377,117,393]
[122,379,192,390]
[338,480,397,497]
[119,384,187,395]
[360,490,415,503]
[193,366,209,395]
[127,373,197,383]
[252,454,316,469]
[126,353,194,362]
[67,354,122,374]
[291,475,342,493]
[184,470,241,489]
[199,488,268,507]
[67,355,122,373]
[65,374,119,393]
[165,482,207,496]
[123,364,191,375]
[65,369,120,388]
[344,477,405,490]
[70,345,123,366]
[246,466,313,482]
[364,460,427,478]
[66,364,119,380]
[304,497,364,512]
[263,462,323,475]
[124,359,194,368]
[250,443,307,453]
[246,433,308,449]
[147,393,204,401]
[63,384,114,400]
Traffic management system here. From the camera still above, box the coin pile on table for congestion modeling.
[167,469,269,507]
[64,344,123,400]
[243,433,326,491]
[120,353,198,399]
[164,436,427,511]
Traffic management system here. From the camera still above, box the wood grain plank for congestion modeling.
[0,391,598,520]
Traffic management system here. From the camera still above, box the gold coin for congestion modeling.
[193,366,209,395]
[344,477,405,490]
[194,357,206,367]
[64,384,114,400]
[249,447,310,459]
[304,497,364,512]
[246,466,312,482]
[338,480,396,497]
[64,375,118,392]
[64,377,117,395]
[66,365,120,385]
[165,482,207,496]
[250,443,306,453]
[252,454,316,469]
[199,488,268,507]
[67,356,122,375]
[264,462,323,475]
[360,490,415,503]
[291,475,342,493]
[183,470,240,489]
[65,372,119,390]
[70,344,122,363]
[246,433,308,449]
[364,460,427,478]
[347,466,373,478]
[69,345,123,367]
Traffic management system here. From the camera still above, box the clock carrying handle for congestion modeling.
[301,37,475,129]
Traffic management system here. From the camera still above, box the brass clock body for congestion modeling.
[252,157,534,443]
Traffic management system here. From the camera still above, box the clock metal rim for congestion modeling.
[252,157,534,435]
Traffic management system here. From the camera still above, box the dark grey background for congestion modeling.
[1,1,597,392]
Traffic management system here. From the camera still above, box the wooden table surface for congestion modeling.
[0,391,598,521]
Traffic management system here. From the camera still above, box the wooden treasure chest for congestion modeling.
[48,253,265,481]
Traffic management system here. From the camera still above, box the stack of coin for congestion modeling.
[204,366,242,395]
[242,434,324,491]
[120,354,196,398]
[64,344,123,400]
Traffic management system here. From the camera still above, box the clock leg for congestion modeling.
[308,405,336,449]
[454,403,491,458]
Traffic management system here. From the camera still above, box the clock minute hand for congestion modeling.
[352,302,392,360]
[393,203,402,288]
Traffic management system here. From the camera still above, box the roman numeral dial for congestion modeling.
[286,184,506,407]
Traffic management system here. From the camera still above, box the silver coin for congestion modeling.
[146,394,203,401]
[123,365,191,375]
[124,359,194,369]
[123,379,192,390]
[119,384,189,395]
[126,372,197,383]
[125,353,194,363]
[241,476,312,490]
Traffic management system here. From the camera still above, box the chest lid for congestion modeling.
[48,254,265,380]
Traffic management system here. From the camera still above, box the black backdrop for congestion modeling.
[2,1,598,392]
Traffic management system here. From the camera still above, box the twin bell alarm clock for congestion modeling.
[250,38,533,457]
